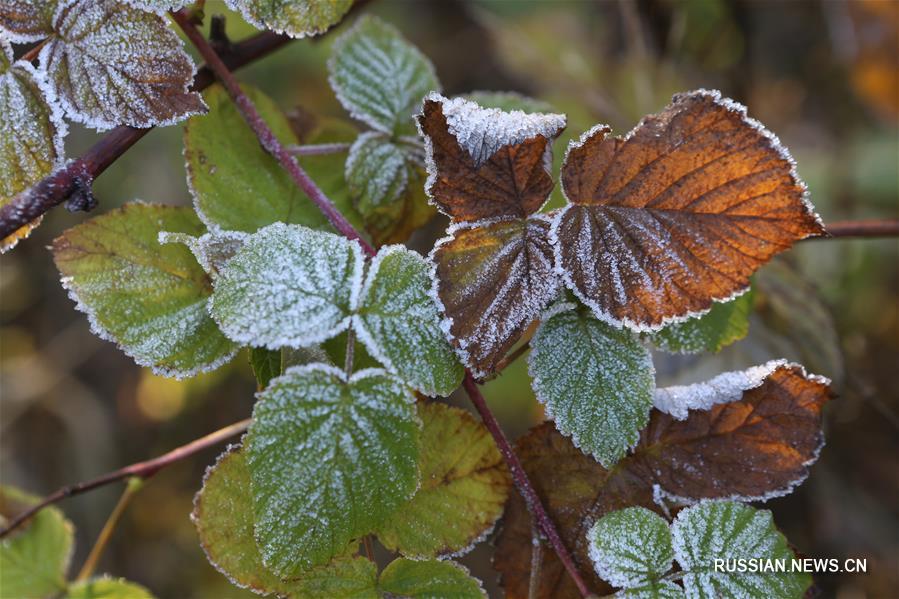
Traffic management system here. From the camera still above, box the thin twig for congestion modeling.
[529,521,544,599]
[171,9,374,254]
[20,39,48,63]
[171,13,591,595]
[486,341,531,381]
[816,219,899,239]
[75,477,143,582]
[0,30,292,241]
[362,535,375,562]
[0,419,250,539]
[287,142,352,156]
[344,327,356,378]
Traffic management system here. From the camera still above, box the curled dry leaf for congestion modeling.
[494,363,831,598]
[40,0,205,130]
[551,89,826,332]
[419,94,566,376]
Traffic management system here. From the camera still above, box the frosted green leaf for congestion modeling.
[354,246,463,396]
[329,15,440,136]
[529,303,655,467]
[0,0,56,42]
[247,364,419,575]
[587,507,674,589]
[192,448,293,596]
[249,347,281,391]
[0,485,74,599]
[210,223,364,350]
[378,558,486,599]
[0,49,66,252]
[40,0,205,130]
[671,501,810,599]
[52,204,239,378]
[291,557,379,599]
[464,90,555,114]
[225,0,352,38]
[158,229,246,279]
[618,581,686,599]
[185,84,332,233]
[648,289,753,354]
[65,577,155,599]
[122,0,191,14]
[376,403,510,558]
[346,132,408,216]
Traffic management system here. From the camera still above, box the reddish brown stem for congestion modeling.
[818,219,899,239]
[0,419,249,539]
[172,13,591,595]
[0,31,293,241]
[171,10,374,254]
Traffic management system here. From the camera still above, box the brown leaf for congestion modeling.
[494,363,831,598]
[419,94,566,375]
[0,0,55,42]
[552,89,826,332]
[431,216,559,377]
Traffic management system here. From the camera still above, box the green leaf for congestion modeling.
[648,289,753,354]
[618,581,686,598]
[0,486,74,599]
[158,229,246,279]
[587,507,674,590]
[42,0,204,129]
[354,246,463,396]
[0,45,65,252]
[185,84,331,233]
[529,303,655,467]
[52,204,239,378]
[464,91,555,113]
[376,403,510,557]
[65,577,155,599]
[192,448,293,596]
[247,364,419,576]
[210,223,364,350]
[346,133,408,217]
[378,558,485,598]
[290,557,379,599]
[225,0,352,38]
[671,501,810,599]
[249,347,281,391]
[329,15,440,137]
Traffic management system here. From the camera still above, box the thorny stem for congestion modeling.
[171,10,375,255]
[75,477,143,582]
[173,13,592,595]
[0,419,250,539]
[287,142,352,156]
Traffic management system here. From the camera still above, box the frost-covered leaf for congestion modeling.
[418,94,566,222]
[290,557,379,599]
[646,362,831,502]
[464,90,555,114]
[192,447,293,596]
[354,246,463,396]
[329,15,439,136]
[432,218,559,377]
[0,50,65,252]
[346,132,408,215]
[376,403,510,558]
[529,302,655,467]
[648,289,753,354]
[247,364,419,575]
[210,223,364,350]
[618,581,686,599]
[378,558,486,599]
[0,485,74,599]
[671,501,810,598]
[158,229,246,278]
[586,507,673,589]
[551,89,825,332]
[0,0,55,42]
[52,204,239,378]
[185,84,333,233]
[249,347,281,391]
[41,0,205,129]
[122,0,191,14]
[65,577,155,599]
[226,0,352,39]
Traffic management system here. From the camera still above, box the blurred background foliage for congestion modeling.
[1,0,897,597]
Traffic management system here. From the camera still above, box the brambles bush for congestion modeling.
[4,2,887,598]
